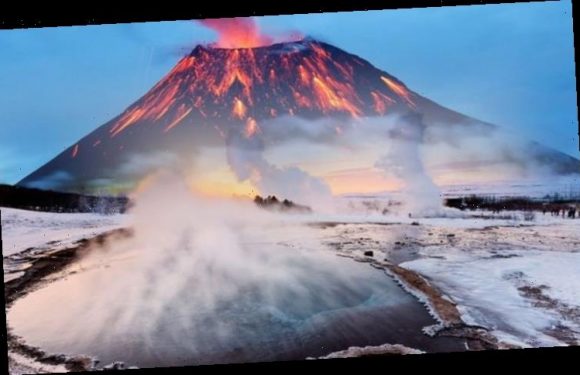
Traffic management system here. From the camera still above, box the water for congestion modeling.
[8,239,464,368]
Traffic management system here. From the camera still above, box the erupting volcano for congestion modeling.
[18,32,579,192]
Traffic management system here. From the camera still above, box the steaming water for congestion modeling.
[8,234,463,368]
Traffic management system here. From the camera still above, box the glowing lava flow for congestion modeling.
[164,107,193,133]
[232,98,248,119]
[244,117,259,138]
[381,76,415,107]
[104,39,418,141]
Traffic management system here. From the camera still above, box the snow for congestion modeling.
[1,207,126,257]
[8,352,68,375]
[440,176,580,199]
[312,343,424,359]
[345,175,580,200]
[518,254,580,308]
[400,239,580,347]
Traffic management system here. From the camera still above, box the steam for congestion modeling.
[37,171,388,363]
[421,123,577,179]
[196,17,303,49]
[238,111,574,216]
[374,113,443,217]
[226,132,333,210]
[219,111,445,215]
[224,113,444,216]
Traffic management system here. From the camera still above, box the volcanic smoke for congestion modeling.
[197,17,274,49]
[196,17,303,49]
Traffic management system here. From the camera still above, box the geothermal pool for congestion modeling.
[8,231,464,368]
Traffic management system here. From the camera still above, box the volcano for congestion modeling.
[18,38,579,192]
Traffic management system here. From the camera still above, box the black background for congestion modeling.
[0,1,578,374]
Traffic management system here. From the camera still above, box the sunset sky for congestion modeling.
[0,1,577,194]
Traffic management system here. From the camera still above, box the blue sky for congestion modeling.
[0,0,577,184]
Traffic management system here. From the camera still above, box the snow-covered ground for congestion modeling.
[344,175,580,200]
[397,218,580,348]
[8,352,68,375]
[440,176,580,199]
[312,343,424,359]
[1,207,126,257]
[402,249,580,347]
[1,207,126,283]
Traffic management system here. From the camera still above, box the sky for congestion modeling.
[0,0,577,186]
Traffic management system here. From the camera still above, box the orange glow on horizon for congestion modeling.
[323,167,402,195]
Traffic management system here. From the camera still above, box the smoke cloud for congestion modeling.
[225,131,333,210]
[374,113,443,216]
[195,17,303,49]
[237,111,575,216]
[224,113,444,216]
[196,18,273,49]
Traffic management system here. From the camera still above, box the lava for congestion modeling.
[244,117,259,138]
[164,107,193,133]
[312,76,361,117]
[371,91,394,115]
[71,144,79,158]
[381,76,415,107]
[232,98,248,119]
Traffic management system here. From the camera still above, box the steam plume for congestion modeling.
[374,113,442,216]
[22,172,390,365]
[225,131,333,210]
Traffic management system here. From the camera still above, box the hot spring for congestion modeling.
[7,178,464,368]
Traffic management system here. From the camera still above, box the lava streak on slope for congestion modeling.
[381,76,415,108]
